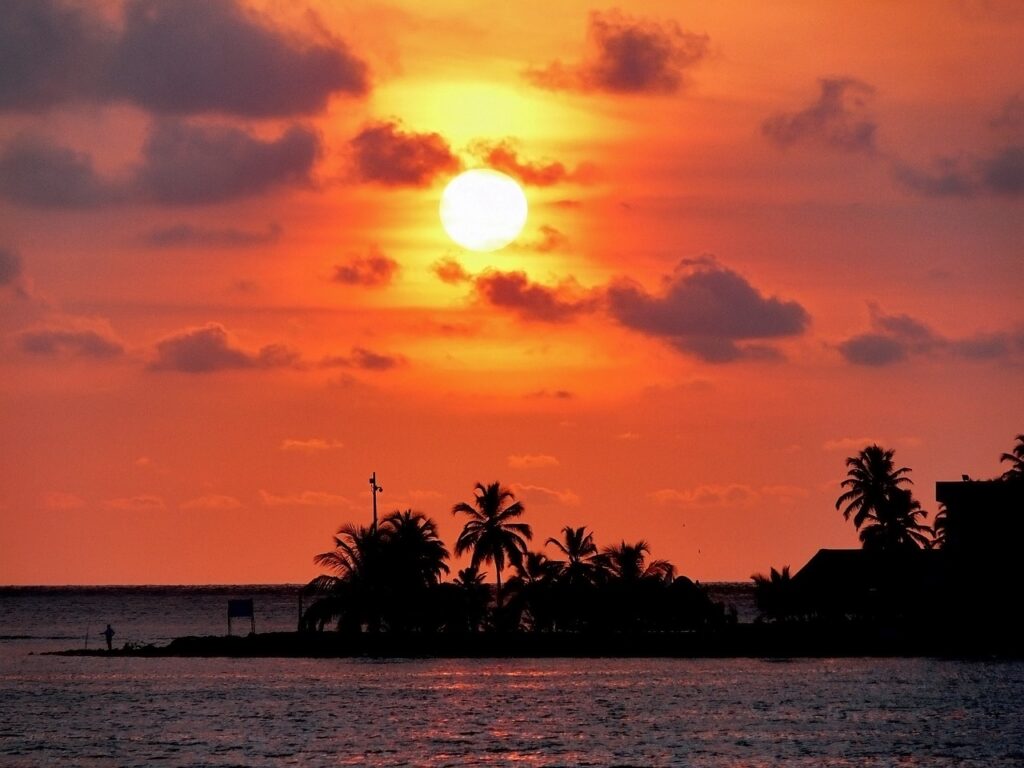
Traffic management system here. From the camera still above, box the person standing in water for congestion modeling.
[102,624,115,651]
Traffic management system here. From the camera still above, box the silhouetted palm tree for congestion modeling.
[506,551,560,631]
[930,504,950,549]
[307,510,450,632]
[309,523,384,631]
[451,565,489,632]
[380,509,450,587]
[858,488,931,552]
[1001,434,1024,480]
[546,525,600,586]
[452,482,532,611]
[835,444,913,529]
[751,565,796,622]
[598,540,675,583]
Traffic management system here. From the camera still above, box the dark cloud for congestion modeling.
[892,145,1024,198]
[531,225,569,253]
[606,260,809,362]
[1,121,318,208]
[150,323,299,373]
[19,328,124,358]
[525,389,575,400]
[107,0,367,117]
[471,140,596,187]
[142,222,281,248]
[990,92,1024,133]
[0,248,22,285]
[431,257,472,285]
[950,332,1014,360]
[980,145,1024,195]
[0,0,368,117]
[837,305,1022,366]
[321,347,406,371]
[0,135,120,208]
[134,120,319,204]
[474,270,592,323]
[762,78,877,153]
[527,10,709,94]
[351,121,460,186]
[332,246,399,286]
[837,333,908,366]
[890,157,975,197]
[0,0,110,111]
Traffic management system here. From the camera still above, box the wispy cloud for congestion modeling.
[507,454,560,469]
[280,438,344,452]
[259,489,349,507]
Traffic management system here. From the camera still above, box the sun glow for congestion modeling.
[439,169,528,252]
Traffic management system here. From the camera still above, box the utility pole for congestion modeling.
[369,472,383,533]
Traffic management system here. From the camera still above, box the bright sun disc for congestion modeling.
[440,169,528,252]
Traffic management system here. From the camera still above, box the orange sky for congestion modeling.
[1,0,1022,584]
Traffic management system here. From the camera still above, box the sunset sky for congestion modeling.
[1,0,1021,584]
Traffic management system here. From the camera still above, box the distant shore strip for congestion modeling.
[50,626,1024,659]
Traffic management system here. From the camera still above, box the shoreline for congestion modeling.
[46,625,1024,659]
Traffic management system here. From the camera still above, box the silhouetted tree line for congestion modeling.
[303,482,727,634]
[751,433,1024,623]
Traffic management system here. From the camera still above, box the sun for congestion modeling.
[439,169,528,252]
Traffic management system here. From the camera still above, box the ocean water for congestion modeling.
[1,587,1022,766]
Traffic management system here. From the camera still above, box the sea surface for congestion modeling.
[1,586,1023,766]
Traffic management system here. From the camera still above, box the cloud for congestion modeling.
[320,347,406,371]
[990,92,1024,133]
[837,304,1024,365]
[474,269,593,322]
[606,259,809,362]
[280,438,344,452]
[527,9,709,94]
[650,484,757,507]
[41,491,86,511]
[979,145,1024,196]
[524,389,575,400]
[524,225,570,253]
[950,331,1021,360]
[104,494,166,511]
[107,0,368,117]
[837,306,940,366]
[0,0,110,111]
[0,248,22,286]
[134,120,319,204]
[0,121,319,208]
[332,246,399,286]
[890,148,1024,198]
[470,140,597,186]
[351,121,460,186]
[431,257,472,285]
[762,78,877,153]
[0,0,368,116]
[180,494,243,511]
[150,323,300,373]
[18,326,124,358]
[259,489,349,507]
[507,454,560,469]
[0,134,120,208]
[890,157,976,197]
[823,436,883,452]
[512,483,581,506]
[142,222,281,248]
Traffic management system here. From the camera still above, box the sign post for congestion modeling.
[227,599,255,636]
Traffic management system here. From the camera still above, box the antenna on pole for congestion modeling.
[369,472,383,533]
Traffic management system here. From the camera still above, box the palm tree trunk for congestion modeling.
[495,567,503,613]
